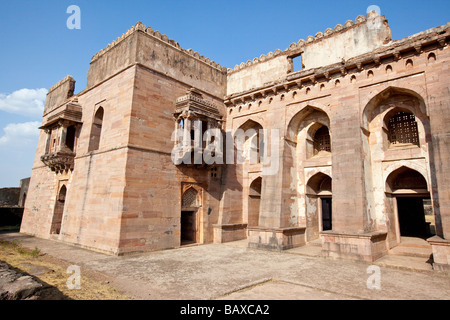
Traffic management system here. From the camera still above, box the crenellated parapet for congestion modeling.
[226,11,392,95]
[227,12,380,74]
[91,21,227,72]
[87,21,227,98]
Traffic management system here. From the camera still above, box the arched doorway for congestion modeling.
[181,187,200,245]
[50,185,66,234]
[386,167,434,240]
[248,177,262,227]
[306,172,332,241]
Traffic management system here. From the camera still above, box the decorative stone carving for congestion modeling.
[334,24,344,32]
[344,20,354,28]
[324,28,334,37]
[355,15,366,24]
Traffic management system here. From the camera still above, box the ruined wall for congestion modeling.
[0,188,20,207]
[301,14,391,69]
[227,55,291,96]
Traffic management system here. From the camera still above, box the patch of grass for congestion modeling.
[0,238,131,300]
[0,225,20,232]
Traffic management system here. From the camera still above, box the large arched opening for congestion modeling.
[386,166,434,241]
[305,172,333,241]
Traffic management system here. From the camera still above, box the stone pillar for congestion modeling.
[214,130,247,243]
[426,87,450,270]
[247,126,305,251]
[320,97,387,262]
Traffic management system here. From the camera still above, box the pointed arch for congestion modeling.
[88,107,104,152]
[385,165,429,194]
[287,104,331,141]
[361,86,428,130]
[306,172,332,196]
[248,176,262,227]
[50,184,67,235]
[234,119,264,164]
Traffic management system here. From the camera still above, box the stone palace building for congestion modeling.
[21,11,450,270]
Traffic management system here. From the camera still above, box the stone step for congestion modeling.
[375,255,434,272]
[388,245,432,258]
[306,239,323,247]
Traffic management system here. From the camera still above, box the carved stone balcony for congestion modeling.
[40,97,82,173]
[173,88,224,168]
[41,151,75,173]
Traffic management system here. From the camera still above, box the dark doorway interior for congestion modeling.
[181,211,196,245]
[397,197,434,239]
[321,198,332,231]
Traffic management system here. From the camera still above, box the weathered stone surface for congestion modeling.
[0,262,43,300]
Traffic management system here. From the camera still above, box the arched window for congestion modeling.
[88,107,104,152]
[313,126,331,155]
[387,111,419,147]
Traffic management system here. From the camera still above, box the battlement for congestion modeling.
[228,11,388,74]
[226,11,392,95]
[90,21,227,72]
[87,21,227,97]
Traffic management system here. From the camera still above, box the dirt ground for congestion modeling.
[0,239,131,300]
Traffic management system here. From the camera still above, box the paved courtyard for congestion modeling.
[0,232,448,300]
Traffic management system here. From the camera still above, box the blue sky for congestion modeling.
[0,0,449,187]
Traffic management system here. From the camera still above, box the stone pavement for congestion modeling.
[0,232,448,300]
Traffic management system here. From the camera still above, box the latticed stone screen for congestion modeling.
[388,112,419,146]
[313,126,331,154]
[182,188,198,207]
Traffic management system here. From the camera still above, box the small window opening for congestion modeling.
[388,112,419,147]
[292,55,303,72]
[313,126,331,155]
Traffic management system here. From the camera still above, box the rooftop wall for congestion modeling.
[87,22,227,98]
[226,12,392,96]
[301,13,391,69]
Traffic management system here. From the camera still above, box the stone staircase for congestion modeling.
[375,237,434,271]
[388,237,433,258]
